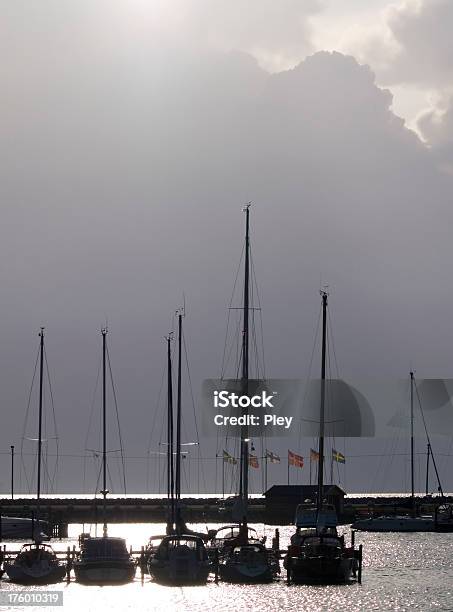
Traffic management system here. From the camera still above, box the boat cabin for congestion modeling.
[155,535,208,561]
[79,537,131,561]
[265,485,346,523]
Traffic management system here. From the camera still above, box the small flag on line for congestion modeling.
[310,448,320,461]
[222,450,237,465]
[288,449,304,468]
[332,449,345,464]
[249,454,259,469]
[265,449,281,464]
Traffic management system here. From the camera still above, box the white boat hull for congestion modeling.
[351,516,436,532]
[0,516,48,540]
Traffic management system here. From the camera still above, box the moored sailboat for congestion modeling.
[215,205,278,584]
[147,321,211,585]
[352,372,453,533]
[73,328,135,585]
[4,329,66,585]
[284,292,361,584]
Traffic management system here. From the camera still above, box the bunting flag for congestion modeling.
[332,449,345,464]
[222,450,237,465]
[265,449,281,464]
[288,449,304,468]
[310,448,320,461]
[249,454,259,469]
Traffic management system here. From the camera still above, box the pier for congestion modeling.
[1,494,451,539]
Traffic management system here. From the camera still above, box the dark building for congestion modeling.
[264,485,346,524]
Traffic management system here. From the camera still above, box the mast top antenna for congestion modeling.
[242,202,252,212]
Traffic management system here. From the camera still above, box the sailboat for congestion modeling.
[147,321,211,585]
[73,328,136,585]
[284,292,361,584]
[352,371,453,533]
[4,328,66,585]
[214,205,278,584]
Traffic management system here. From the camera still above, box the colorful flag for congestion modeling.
[249,454,259,469]
[222,450,237,465]
[288,449,304,468]
[265,449,281,464]
[332,449,345,464]
[310,448,320,461]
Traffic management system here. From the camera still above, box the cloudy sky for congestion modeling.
[1,0,453,495]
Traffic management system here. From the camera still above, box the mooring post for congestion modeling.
[358,544,363,584]
[140,545,145,583]
[66,546,71,583]
[272,528,280,551]
[286,548,292,585]
[214,548,219,584]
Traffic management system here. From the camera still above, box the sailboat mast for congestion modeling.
[176,312,182,502]
[36,327,45,523]
[410,371,415,514]
[317,291,328,513]
[242,205,250,382]
[102,328,108,537]
[166,335,175,529]
[241,204,251,518]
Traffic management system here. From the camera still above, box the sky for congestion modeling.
[1,0,453,495]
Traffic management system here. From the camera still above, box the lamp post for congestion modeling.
[11,445,15,499]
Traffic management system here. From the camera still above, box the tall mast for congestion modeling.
[240,204,251,521]
[36,327,45,530]
[175,310,183,529]
[101,328,108,537]
[410,371,415,515]
[166,334,175,530]
[317,291,328,514]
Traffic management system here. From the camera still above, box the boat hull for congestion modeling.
[219,561,273,584]
[288,556,354,584]
[74,561,136,585]
[351,516,436,532]
[4,563,66,585]
[148,559,210,585]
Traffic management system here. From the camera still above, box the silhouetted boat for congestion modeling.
[284,293,362,584]
[73,329,135,585]
[148,534,211,585]
[5,543,66,585]
[4,329,66,585]
[215,205,278,584]
[147,318,212,585]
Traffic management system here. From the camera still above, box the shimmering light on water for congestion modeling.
[1,524,453,611]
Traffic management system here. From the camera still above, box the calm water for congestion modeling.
[1,523,453,611]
